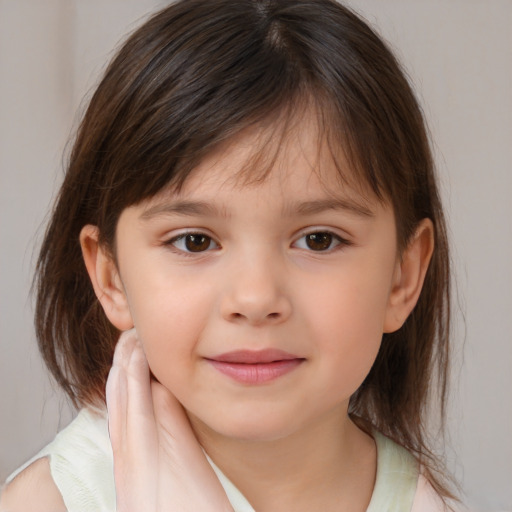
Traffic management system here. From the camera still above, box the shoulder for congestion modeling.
[2,407,115,512]
[411,474,464,512]
[411,474,444,511]
[0,457,67,512]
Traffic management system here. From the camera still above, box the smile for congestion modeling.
[206,349,305,384]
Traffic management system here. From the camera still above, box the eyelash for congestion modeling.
[164,232,219,255]
[293,231,351,252]
[164,230,351,255]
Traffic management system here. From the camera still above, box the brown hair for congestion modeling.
[35,0,452,498]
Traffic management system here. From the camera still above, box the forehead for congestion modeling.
[148,108,380,211]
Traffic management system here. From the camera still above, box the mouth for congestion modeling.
[206,349,305,384]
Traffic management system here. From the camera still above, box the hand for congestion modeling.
[106,329,234,512]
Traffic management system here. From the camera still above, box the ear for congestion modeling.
[80,225,134,330]
[384,218,434,333]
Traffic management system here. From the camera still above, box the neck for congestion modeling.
[190,407,377,512]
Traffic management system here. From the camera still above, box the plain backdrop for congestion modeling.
[0,1,511,510]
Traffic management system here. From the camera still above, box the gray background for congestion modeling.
[0,1,511,510]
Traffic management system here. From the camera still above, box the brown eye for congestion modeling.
[168,233,218,253]
[294,231,348,252]
[184,234,213,252]
[305,232,334,251]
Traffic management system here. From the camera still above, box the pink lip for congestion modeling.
[207,349,304,384]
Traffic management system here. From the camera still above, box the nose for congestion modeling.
[220,253,292,326]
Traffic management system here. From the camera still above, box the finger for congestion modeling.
[151,380,212,463]
[107,329,158,511]
[108,329,155,436]
[106,330,135,453]
[151,379,195,443]
[124,330,155,423]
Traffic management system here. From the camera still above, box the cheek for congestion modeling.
[122,271,216,383]
[302,260,394,340]
[298,262,393,387]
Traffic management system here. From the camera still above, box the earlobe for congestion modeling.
[80,225,134,330]
[383,219,434,333]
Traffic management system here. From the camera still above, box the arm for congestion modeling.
[0,457,67,512]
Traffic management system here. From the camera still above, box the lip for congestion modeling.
[207,349,304,384]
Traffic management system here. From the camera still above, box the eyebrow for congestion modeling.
[140,200,224,220]
[290,198,374,218]
[140,197,374,220]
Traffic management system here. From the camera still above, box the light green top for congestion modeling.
[8,408,419,512]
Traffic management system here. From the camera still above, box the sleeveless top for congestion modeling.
[7,407,422,512]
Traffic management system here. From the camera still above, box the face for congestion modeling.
[111,118,402,442]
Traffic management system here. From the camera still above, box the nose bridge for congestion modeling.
[220,243,291,325]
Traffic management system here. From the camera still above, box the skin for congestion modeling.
[0,114,434,511]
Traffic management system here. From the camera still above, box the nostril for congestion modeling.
[267,312,280,319]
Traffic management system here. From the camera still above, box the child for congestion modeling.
[1,0,458,510]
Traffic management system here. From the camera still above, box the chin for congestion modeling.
[189,407,298,443]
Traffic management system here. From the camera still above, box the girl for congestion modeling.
[1,0,458,510]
